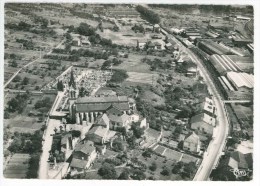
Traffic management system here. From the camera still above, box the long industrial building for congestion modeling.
[197,40,231,55]
[226,71,254,91]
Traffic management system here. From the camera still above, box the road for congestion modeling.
[187,46,229,181]
[163,29,229,181]
[4,39,65,89]
[38,91,66,179]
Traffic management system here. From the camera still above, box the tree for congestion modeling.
[142,149,152,158]
[131,169,146,180]
[136,5,160,24]
[112,139,125,152]
[118,169,130,180]
[149,162,157,171]
[161,167,170,176]
[10,59,18,67]
[77,23,95,36]
[4,111,10,119]
[22,76,29,85]
[131,122,144,138]
[110,69,129,83]
[13,75,21,82]
[98,163,117,179]
[172,161,184,174]
[79,87,89,97]
[183,162,196,178]
[57,80,64,91]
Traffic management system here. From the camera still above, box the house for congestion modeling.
[228,151,253,170]
[137,39,147,49]
[154,42,162,50]
[186,66,198,77]
[81,36,91,46]
[72,38,82,47]
[70,141,97,171]
[108,113,131,130]
[190,113,216,135]
[151,34,162,39]
[183,132,201,153]
[195,98,216,117]
[86,125,109,144]
[153,24,161,33]
[147,41,156,49]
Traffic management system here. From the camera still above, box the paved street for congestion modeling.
[38,91,66,179]
[165,29,229,181]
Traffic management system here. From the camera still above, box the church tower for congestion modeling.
[68,70,78,99]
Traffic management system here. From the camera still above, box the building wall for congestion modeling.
[191,121,214,135]
[183,141,199,153]
[86,150,97,169]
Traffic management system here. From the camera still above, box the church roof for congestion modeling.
[76,96,128,104]
[76,102,130,113]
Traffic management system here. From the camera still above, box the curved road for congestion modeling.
[162,29,229,181]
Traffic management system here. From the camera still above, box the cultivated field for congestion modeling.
[4,153,30,178]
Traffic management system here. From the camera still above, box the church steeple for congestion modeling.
[69,70,76,89]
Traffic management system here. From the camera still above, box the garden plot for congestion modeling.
[4,153,30,179]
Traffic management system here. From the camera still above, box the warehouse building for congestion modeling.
[226,72,254,91]
[197,40,231,55]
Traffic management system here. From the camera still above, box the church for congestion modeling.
[67,70,136,125]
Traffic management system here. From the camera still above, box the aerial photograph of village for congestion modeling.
[3,3,254,181]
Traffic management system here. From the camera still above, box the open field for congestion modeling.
[126,72,158,84]
[4,153,30,178]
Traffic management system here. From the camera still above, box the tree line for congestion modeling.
[136,5,160,24]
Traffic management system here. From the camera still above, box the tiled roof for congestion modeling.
[88,126,108,138]
[229,151,253,169]
[106,105,124,116]
[184,132,200,145]
[95,113,110,127]
[74,141,96,155]
[70,158,88,169]
[190,113,216,127]
[107,113,130,124]
[76,96,128,104]
[76,102,130,112]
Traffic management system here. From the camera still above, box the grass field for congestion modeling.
[126,72,158,84]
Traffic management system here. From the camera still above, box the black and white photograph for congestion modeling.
[1,0,259,184]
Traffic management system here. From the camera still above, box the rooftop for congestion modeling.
[76,96,128,104]
[70,158,88,169]
[76,102,130,113]
[74,141,96,155]
[88,126,108,138]
[95,113,110,127]
[228,151,253,169]
[184,132,200,145]
[226,71,254,89]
